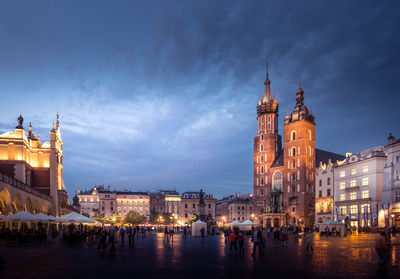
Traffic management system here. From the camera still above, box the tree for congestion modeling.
[150,210,160,224]
[124,211,146,225]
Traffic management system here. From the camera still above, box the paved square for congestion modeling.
[0,232,399,279]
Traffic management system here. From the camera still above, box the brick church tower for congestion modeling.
[283,83,316,226]
[253,62,281,211]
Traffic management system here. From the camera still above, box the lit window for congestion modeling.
[360,204,370,213]
[340,194,345,201]
[350,192,357,200]
[362,177,369,186]
[339,182,346,190]
[340,206,347,214]
[362,166,368,173]
[350,180,357,187]
[340,171,345,177]
[362,190,369,199]
[350,205,358,214]
[351,168,357,175]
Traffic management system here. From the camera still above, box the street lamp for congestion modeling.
[391,214,395,227]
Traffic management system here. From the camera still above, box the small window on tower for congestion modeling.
[291,131,296,141]
[261,134,264,141]
[260,144,263,152]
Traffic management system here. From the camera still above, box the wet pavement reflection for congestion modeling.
[0,232,399,278]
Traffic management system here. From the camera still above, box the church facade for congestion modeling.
[253,62,344,227]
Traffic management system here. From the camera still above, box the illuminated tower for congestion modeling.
[283,83,316,226]
[254,61,281,214]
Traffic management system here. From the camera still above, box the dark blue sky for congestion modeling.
[0,0,399,198]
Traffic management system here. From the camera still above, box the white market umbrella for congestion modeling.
[229,220,242,226]
[240,220,259,226]
[56,212,95,224]
[34,213,56,222]
[8,211,37,222]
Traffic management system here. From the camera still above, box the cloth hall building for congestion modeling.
[253,63,344,227]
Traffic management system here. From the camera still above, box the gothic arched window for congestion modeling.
[292,147,296,156]
[291,131,296,141]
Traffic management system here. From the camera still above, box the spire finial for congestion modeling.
[263,59,271,101]
[56,112,60,129]
[299,80,302,89]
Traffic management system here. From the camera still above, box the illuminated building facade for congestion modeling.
[253,62,344,227]
[0,115,76,216]
[216,193,253,225]
[116,191,150,220]
[383,133,400,229]
[227,197,254,223]
[315,161,334,224]
[333,148,386,228]
[159,190,181,216]
[77,187,100,218]
[180,191,216,223]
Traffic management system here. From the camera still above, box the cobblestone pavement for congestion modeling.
[0,232,399,279]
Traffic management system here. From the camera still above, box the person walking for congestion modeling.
[120,225,125,247]
[238,232,245,255]
[251,227,262,256]
[305,232,314,255]
[169,226,174,242]
[164,226,169,242]
[281,229,288,247]
[183,226,187,239]
[200,226,206,238]
[229,230,238,253]
[375,231,390,269]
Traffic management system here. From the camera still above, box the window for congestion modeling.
[340,194,345,201]
[208,204,211,209]
[261,134,264,141]
[185,203,188,208]
[340,171,345,177]
[350,205,358,214]
[350,180,357,187]
[308,130,312,140]
[340,206,347,214]
[362,190,369,199]
[237,206,240,210]
[319,180,322,187]
[185,213,188,218]
[256,178,259,186]
[261,177,264,185]
[327,178,331,185]
[362,177,369,186]
[293,160,296,168]
[319,190,322,197]
[362,165,368,173]
[360,204,370,213]
[260,144,263,152]
[261,156,264,163]
[396,156,400,163]
[339,182,346,190]
[292,207,296,212]
[292,185,295,193]
[327,189,331,196]
[193,204,196,209]
[351,168,357,175]
[291,131,296,141]
[350,192,357,200]
[261,166,264,174]
[292,147,296,156]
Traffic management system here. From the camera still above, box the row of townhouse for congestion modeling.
[315,133,400,229]
[77,187,216,223]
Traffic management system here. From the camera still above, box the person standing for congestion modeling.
[375,231,390,269]
[238,232,245,255]
[164,226,169,242]
[251,227,262,256]
[183,226,187,239]
[120,225,125,247]
[229,231,238,252]
[281,229,288,247]
[305,232,314,255]
[200,226,205,238]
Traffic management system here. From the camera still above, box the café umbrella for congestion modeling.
[56,212,95,224]
[7,211,37,222]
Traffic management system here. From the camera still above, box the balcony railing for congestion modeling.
[345,186,360,191]
[0,172,53,202]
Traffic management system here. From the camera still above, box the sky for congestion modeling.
[0,0,399,199]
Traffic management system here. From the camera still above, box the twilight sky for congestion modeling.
[0,0,399,198]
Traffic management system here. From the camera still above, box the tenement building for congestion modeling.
[180,191,216,223]
[0,115,77,216]
[383,133,400,229]
[116,191,150,220]
[333,148,386,228]
[315,161,334,224]
[253,63,343,227]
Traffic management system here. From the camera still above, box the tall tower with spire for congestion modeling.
[254,61,281,213]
